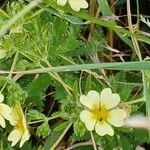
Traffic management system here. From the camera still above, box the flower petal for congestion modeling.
[79,0,88,8]
[9,102,23,126]
[0,115,5,128]
[107,108,127,127]
[8,129,22,147]
[0,93,4,103]
[22,116,28,128]
[100,88,120,109]
[80,110,96,131]
[80,90,100,110]
[95,121,114,136]
[0,103,11,120]
[57,0,67,6]
[69,0,88,11]
[19,130,30,147]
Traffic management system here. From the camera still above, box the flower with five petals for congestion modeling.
[0,93,11,128]
[57,0,88,12]
[80,88,127,136]
[8,102,30,147]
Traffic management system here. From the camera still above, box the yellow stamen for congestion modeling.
[15,118,24,132]
[93,107,108,122]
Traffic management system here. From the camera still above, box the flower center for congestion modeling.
[15,118,24,132]
[93,106,108,122]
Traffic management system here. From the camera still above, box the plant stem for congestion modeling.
[43,60,72,95]
[142,72,150,139]
[127,0,150,140]
[28,114,61,125]
[90,131,97,150]
[66,141,92,150]
[28,119,44,125]
[124,97,144,105]
[50,122,72,150]
[0,51,19,92]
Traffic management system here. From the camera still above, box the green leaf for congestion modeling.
[0,48,6,59]
[36,121,51,138]
[63,14,90,25]
[54,83,68,101]
[131,105,139,113]
[96,0,133,49]
[103,136,116,150]
[53,121,70,132]
[85,74,91,94]
[5,61,150,75]
[44,122,72,150]
[143,71,150,139]
[70,121,90,142]
[44,131,63,150]
[0,76,7,88]
[133,129,149,144]
[15,59,33,71]
[119,134,133,150]
[119,85,133,101]
[26,109,45,122]
[72,81,79,98]
[27,74,51,111]
[7,82,27,106]
[114,0,126,7]
[97,0,112,16]
[22,143,32,150]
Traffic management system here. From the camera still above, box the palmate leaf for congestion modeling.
[109,71,134,101]
[84,74,103,94]
[103,136,116,150]
[59,36,83,57]
[132,129,149,144]
[7,82,27,106]
[54,83,68,101]
[0,75,7,87]
[26,109,45,122]
[70,121,90,142]
[119,134,133,150]
[52,18,68,46]
[36,121,51,138]
[54,73,78,101]
[27,74,51,111]
[85,27,106,55]
[125,129,149,149]
[119,84,134,101]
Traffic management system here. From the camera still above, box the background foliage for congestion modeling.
[0,0,150,149]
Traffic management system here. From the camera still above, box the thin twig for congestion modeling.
[66,141,92,150]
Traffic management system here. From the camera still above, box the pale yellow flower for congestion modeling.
[57,0,88,12]
[80,88,127,136]
[0,93,11,128]
[8,102,30,147]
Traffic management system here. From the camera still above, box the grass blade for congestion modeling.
[0,61,150,74]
